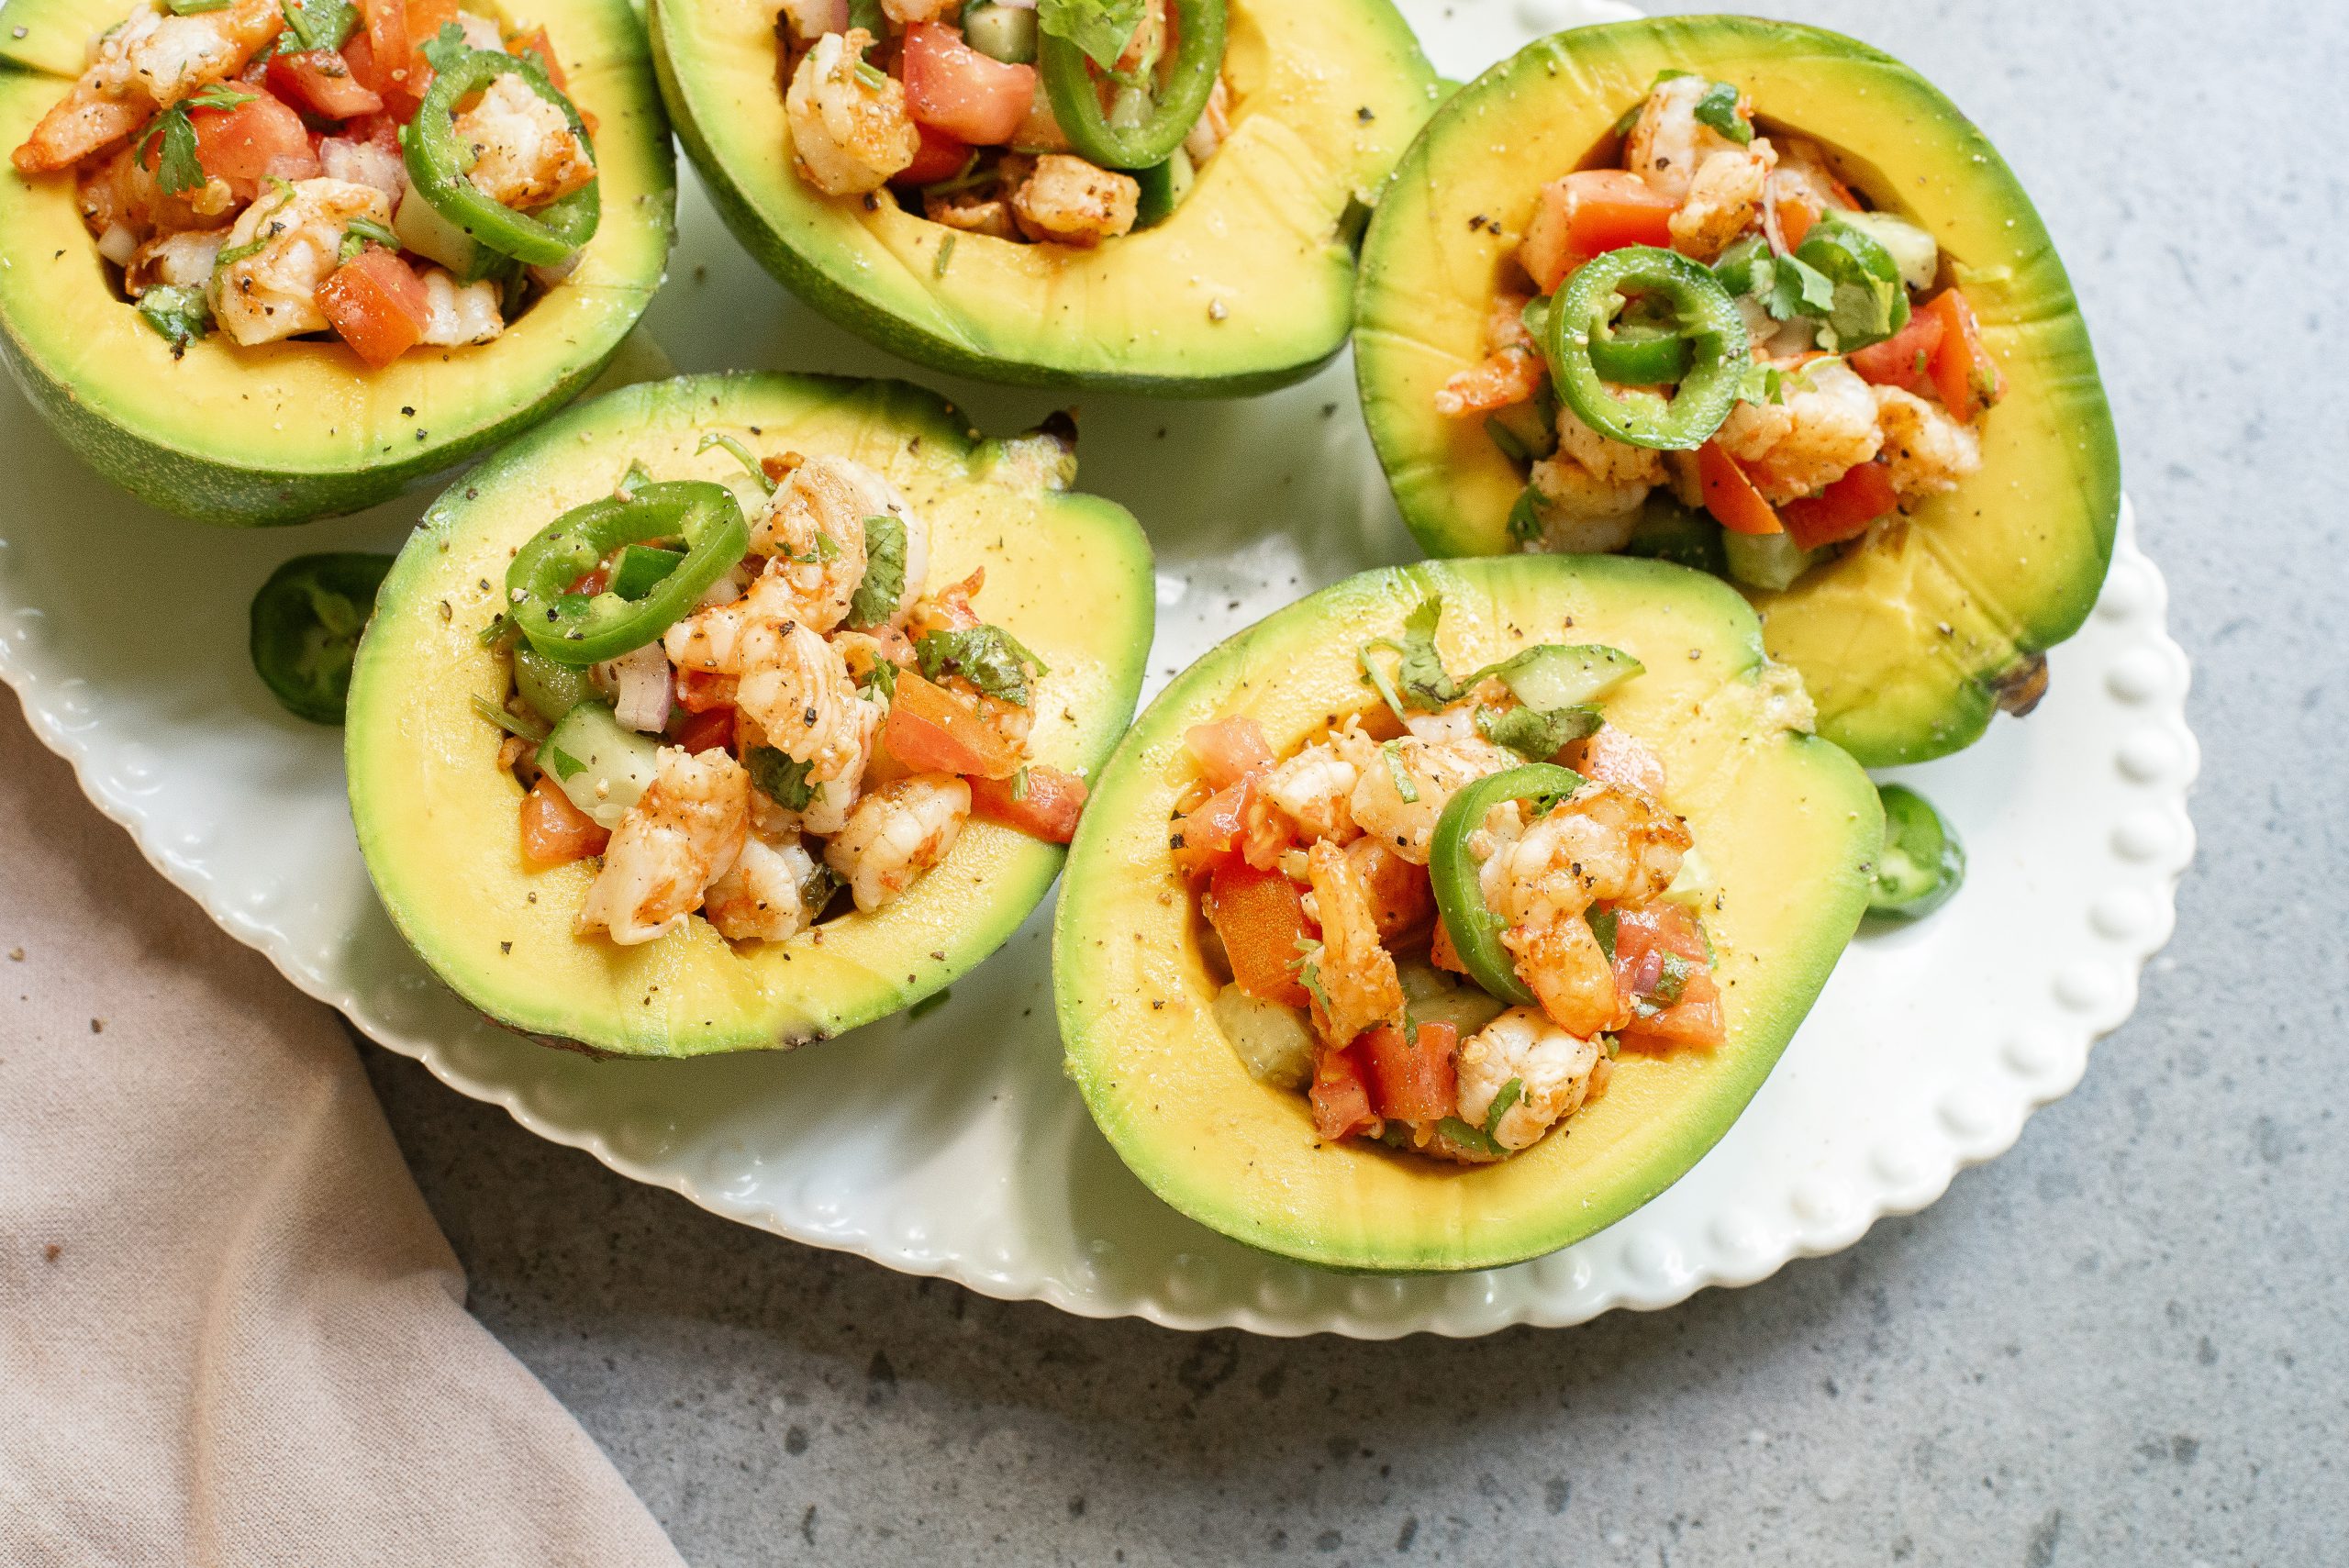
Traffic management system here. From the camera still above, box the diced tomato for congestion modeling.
[1779,461,1900,550]
[1185,716,1274,790]
[1773,191,1819,252]
[400,0,458,100]
[1609,904,1725,1050]
[341,101,404,152]
[1343,836,1432,943]
[883,668,1023,779]
[1696,440,1782,536]
[317,247,430,369]
[1519,170,1678,294]
[155,89,312,202]
[1846,306,1943,399]
[1921,287,2004,422]
[1430,917,1467,975]
[564,566,609,595]
[265,49,384,118]
[1171,773,1255,874]
[674,668,738,713]
[354,0,411,112]
[969,763,1088,843]
[900,22,1037,147]
[507,25,567,89]
[666,704,735,755]
[1563,724,1667,797]
[519,774,608,866]
[1308,1044,1377,1141]
[1355,1020,1457,1123]
[1205,859,1313,1008]
[892,121,972,188]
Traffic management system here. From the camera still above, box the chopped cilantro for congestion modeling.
[933,232,956,278]
[1380,739,1419,804]
[541,744,584,780]
[337,215,398,264]
[1653,951,1694,1006]
[747,745,817,811]
[276,0,357,50]
[1291,938,1334,1017]
[848,516,907,628]
[696,431,776,494]
[1484,1076,1524,1137]
[916,624,1046,706]
[1690,80,1751,145]
[1036,0,1147,71]
[1586,906,1619,962]
[134,284,211,355]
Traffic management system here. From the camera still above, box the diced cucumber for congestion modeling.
[1211,984,1317,1090]
[1663,842,1716,907]
[513,642,597,725]
[1722,530,1818,592]
[1621,495,1728,574]
[1134,146,1195,228]
[539,701,660,828]
[609,543,685,600]
[1486,643,1643,711]
[1484,399,1556,464]
[1834,208,1939,293]
[961,1,1036,63]
[1396,960,1508,1040]
[393,186,480,275]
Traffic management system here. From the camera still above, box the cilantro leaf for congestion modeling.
[849,515,907,629]
[1292,939,1334,1018]
[1585,907,1619,962]
[1037,0,1146,71]
[419,20,471,73]
[696,431,777,494]
[1652,951,1694,1006]
[144,107,206,195]
[1484,1076,1524,1137]
[1358,596,1460,716]
[916,624,1047,706]
[337,215,399,263]
[1475,702,1603,762]
[1765,250,1837,321]
[1380,739,1419,804]
[277,0,356,50]
[135,284,212,355]
[859,658,899,700]
[1690,80,1751,145]
[747,744,817,811]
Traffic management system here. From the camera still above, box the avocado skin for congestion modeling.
[347,371,1155,1058]
[1054,554,1880,1273]
[650,0,1440,394]
[1353,17,2120,767]
[0,0,675,526]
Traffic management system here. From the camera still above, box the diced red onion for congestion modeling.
[97,224,138,267]
[604,643,673,733]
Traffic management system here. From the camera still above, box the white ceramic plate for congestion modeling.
[0,0,2193,1336]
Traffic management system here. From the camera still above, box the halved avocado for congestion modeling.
[0,0,674,525]
[1354,17,2121,766]
[650,0,1437,394]
[347,371,1154,1057]
[1054,554,1879,1273]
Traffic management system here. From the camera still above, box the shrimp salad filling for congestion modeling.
[12,0,601,365]
[1173,596,1725,1162]
[479,442,1088,948]
[778,0,1230,248]
[1442,69,2008,589]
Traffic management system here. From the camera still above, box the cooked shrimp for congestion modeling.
[206,179,390,346]
[1010,153,1138,247]
[1454,1007,1606,1151]
[1303,840,1406,1046]
[124,227,221,294]
[417,268,505,346]
[1182,73,1230,165]
[14,0,282,173]
[1435,345,1545,419]
[735,619,869,789]
[1669,139,1774,261]
[925,191,1019,239]
[1871,384,1982,500]
[452,72,595,210]
[318,134,405,202]
[576,747,751,945]
[1714,356,1883,504]
[1350,733,1520,865]
[703,828,826,942]
[785,29,918,195]
[1258,736,1364,843]
[747,453,914,630]
[1624,72,1756,204]
[1482,782,1690,1034]
[824,774,969,911]
[1526,435,1652,553]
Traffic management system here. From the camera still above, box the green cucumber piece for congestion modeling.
[1722,529,1816,592]
[540,701,660,828]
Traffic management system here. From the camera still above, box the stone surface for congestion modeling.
[363,0,2343,1561]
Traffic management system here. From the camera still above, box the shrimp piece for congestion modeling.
[703,828,826,942]
[925,191,1019,239]
[14,0,282,172]
[1257,737,1364,844]
[1010,153,1139,247]
[1871,384,1982,500]
[775,0,841,50]
[1344,836,1433,943]
[756,695,884,837]
[417,268,505,346]
[1182,73,1230,165]
[1714,357,1883,505]
[735,619,868,790]
[1524,395,1664,550]
[124,227,222,295]
[1350,733,1519,866]
[748,454,915,630]
[1561,724,1667,799]
[1482,782,1690,1035]
[1624,72,1756,204]
[824,775,969,912]
[1453,1007,1605,1151]
[451,72,595,211]
[1771,137,1852,221]
[1435,345,1545,419]
[1669,139,1774,261]
[1303,840,1406,1047]
[206,179,390,346]
[576,747,751,945]
[785,29,918,195]
[454,8,505,49]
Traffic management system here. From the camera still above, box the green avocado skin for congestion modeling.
[649,0,1439,395]
[1353,17,2121,769]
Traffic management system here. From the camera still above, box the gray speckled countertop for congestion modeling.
[362,0,2343,1561]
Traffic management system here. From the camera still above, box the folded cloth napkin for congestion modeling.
[0,702,684,1568]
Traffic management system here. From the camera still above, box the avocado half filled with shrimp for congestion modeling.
[649,0,1438,393]
[1353,17,2120,767]
[0,0,674,525]
[347,371,1152,1057]
[1053,555,1878,1273]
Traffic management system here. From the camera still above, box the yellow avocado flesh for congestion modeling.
[650,0,1436,391]
[347,373,1154,1057]
[0,0,673,523]
[1054,555,1880,1273]
[1354,17,2120,766]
